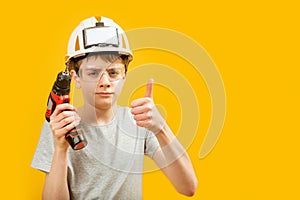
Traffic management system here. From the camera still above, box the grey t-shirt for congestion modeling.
[31,106,159,200]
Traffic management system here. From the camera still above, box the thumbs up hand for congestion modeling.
[130,79,165,134]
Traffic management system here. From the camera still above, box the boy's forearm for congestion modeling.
[154,124,198,196]
[43,148,69,200]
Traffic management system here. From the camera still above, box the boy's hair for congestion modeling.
[68,52,129,75]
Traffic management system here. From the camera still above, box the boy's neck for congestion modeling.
[78,104,117,126]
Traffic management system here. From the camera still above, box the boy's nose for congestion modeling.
[98,72,111,88]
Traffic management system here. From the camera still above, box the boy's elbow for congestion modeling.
[179,178,198,197]
[186,180,198,197]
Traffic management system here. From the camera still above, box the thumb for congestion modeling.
[145,78,154,98]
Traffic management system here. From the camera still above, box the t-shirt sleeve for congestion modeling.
[144,130,160,159]
[31,121,55,173]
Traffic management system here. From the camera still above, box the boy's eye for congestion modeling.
[86,70,100,78]
[107,68,122,77]
[108,69,118,75]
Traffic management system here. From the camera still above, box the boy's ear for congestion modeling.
[70,70,81,88]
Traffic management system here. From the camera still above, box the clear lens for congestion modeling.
[79,66,125,82]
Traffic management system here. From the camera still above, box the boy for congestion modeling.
[31,16,198,200]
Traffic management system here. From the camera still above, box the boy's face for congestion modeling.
[73,55,126,110]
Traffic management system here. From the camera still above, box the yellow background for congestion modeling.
[1,0,299,199]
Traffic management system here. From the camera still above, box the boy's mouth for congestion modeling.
[95,92,114,97]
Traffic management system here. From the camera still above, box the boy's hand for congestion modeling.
[49,104,79,150]
[130,79,165,134]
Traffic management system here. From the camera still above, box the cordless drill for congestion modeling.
[45,69,87,150]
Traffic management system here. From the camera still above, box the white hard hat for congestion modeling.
[65,16,133,64]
